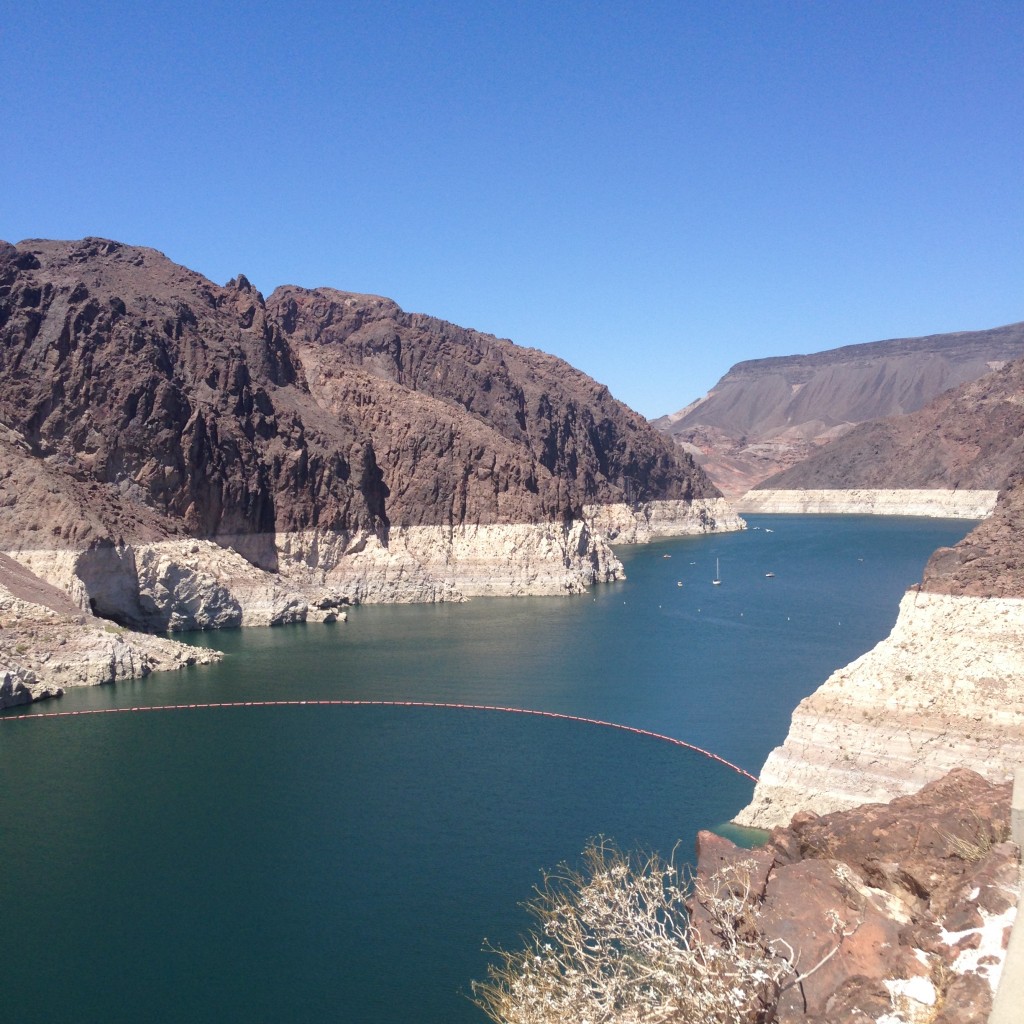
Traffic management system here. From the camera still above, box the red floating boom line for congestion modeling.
[0,699,759,782]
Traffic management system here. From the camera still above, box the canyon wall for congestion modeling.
[737,476,1024,829]
[735,590,1024,828]
[653,321,1024,495]
[754,355,1024,494]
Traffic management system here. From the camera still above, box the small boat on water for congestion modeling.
[712,558,721,585]
[765,571,775,578]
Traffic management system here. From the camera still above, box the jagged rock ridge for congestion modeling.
[267,283,712,525]
[653,321,1024,495]
[0,237,735,679]
[0,238,716,543]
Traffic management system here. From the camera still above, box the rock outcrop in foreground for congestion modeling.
[705,769,1018,1024]
[737,476,1024,829]
[0,237,739,703]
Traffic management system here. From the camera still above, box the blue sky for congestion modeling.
[3,1,1022,418]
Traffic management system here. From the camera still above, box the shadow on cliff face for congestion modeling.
[215,530,280,573]
[75,541,147,628]
[358,440,390,539]
[75,540,244,632]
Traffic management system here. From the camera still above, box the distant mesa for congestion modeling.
[652,321,1024,498]
[753,354,1024,496]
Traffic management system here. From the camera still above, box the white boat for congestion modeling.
[765,571,775,578]
[713,558,721,585]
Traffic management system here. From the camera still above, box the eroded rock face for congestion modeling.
[268,283,716,522]
[0,556,220,709]
[654,322,1024,495]
[756,356,1024,493]
[0,238,718,541]
[699,769,1019,1024]
[0,236,737,700]
[735,589,1024,829]
[0,238,380,556]
[922,474,1024,599]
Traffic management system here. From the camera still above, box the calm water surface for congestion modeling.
[1,515,974,1023]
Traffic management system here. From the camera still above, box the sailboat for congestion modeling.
[712,558,721,585]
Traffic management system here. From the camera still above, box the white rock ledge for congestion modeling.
[6,499,745,632]
[584,497,746,543]
[0,585,220,709]
[735,488,998,519]
[735,591,1024,829]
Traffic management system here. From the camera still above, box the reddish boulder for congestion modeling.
[693,768,1019,1022]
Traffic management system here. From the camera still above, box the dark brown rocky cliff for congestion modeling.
[921,472,1024,599]
[700,768,1018,1024]
[0,237,715,564]
[0,238,371,567]
[268,285,714,525]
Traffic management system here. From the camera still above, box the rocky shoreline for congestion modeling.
[1,236,740,708]
[738,475,1024,829]
[0,498,743,708]
[735,591,1024,829]
[0,554,220,709]
[736,488,999,518]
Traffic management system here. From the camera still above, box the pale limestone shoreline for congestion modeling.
[1,498,743,705]
[736,487,998,519]
[735,591,1024,829]
[7,498,741,629]
[0,586,221,709]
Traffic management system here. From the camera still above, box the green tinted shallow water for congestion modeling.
[1,515,974,1023]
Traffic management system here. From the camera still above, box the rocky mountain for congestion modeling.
[266,282,710,523]
[921,471,1024,599]
[754,355,1024,493]
[653,322,1024,495]
[0,237,737,663]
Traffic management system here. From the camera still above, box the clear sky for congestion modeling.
[3,1,1022,418]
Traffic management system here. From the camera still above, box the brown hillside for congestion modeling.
[653,322,1024,495]
[759,356,1024,491]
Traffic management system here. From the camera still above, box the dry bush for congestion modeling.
[471,839,793,1024]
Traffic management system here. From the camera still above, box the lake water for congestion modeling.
[0,515,975,1023]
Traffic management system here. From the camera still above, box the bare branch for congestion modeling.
[472,840,793,1024]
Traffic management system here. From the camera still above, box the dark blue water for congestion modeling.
[0,515,974,1023]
